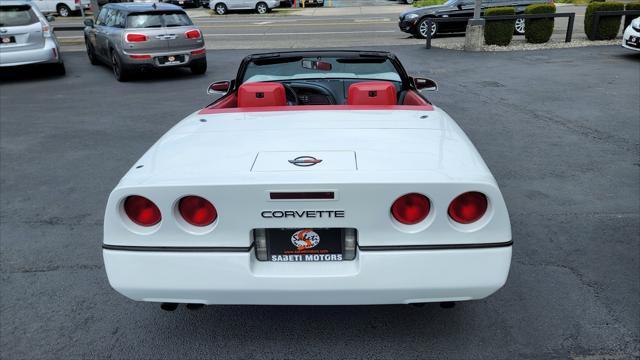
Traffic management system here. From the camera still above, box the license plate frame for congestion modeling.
[157,54,185,65]
[266,228,345,262]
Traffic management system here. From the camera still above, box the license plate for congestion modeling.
[158,55,184,65]
[0,36,15,44]
[267,228,344,262]
[179,1,184,3]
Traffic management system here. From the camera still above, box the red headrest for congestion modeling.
[347,81,397,106]
[237,82,286,108]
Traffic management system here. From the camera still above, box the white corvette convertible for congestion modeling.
[103,50,512,309]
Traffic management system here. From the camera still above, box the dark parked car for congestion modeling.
[398,0,551,38]
[278,0,324,7]
[161,0,206,8]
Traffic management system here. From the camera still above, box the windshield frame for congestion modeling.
[234,51,413,91]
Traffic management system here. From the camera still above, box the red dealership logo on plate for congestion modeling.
[291,229,320,250]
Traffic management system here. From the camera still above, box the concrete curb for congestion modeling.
[59,38,85,46]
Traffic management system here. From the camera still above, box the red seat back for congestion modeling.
[237,82,286,108]
[347,81,397,106]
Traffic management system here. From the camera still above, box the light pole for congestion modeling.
[470,0,484,26]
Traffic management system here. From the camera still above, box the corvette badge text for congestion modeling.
[261,210,345,218]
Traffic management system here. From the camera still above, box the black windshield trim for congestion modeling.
[236,50,412,90]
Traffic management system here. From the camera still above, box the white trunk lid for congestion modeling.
[120,108,493,186]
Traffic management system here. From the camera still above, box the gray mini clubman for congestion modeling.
[83,2,206,81]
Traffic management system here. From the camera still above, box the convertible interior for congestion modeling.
[204,80,431,111]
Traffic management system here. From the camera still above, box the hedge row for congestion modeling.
[524,3,556,43]
[484,7,516,46]
[625,2,640,28]
[584,1,625,40]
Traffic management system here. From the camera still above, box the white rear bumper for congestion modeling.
[103,245,512,305]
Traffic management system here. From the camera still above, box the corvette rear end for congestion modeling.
[102,51,512,306]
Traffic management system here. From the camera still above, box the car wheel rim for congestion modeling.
[419,20,436,37]
[216,5,225,14]
[60,7,69,16]
[515,18,525,34]
[257,4,266,13]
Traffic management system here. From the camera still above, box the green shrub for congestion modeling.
[413,0,447,7]
[584,1,624,40]
[484,7,516,46]
[524,3,556,43]
[624,2,640,28]
[626,1,640,9]
[555,0,590,4]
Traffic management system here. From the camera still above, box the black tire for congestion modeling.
[51,62,66,76]
[56,4,71,17]
[214,2,227,15]
[86,41,99,65]
[111,50,130,82]
[514,17,525,35]
[190,58,207,75]
[256,1,268,14]
[416,17,437,39]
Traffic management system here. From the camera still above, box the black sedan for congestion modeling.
[399,0,551,38]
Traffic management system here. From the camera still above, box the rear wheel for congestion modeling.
[256,2,268,14]
[111,51,130,82]
[57,4,71,17]
[214,2,227,14]
[190,58,207,75]
[416,17,437,39]
[514,17,525,35]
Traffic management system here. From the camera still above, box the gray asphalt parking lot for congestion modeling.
[1,45,639,359]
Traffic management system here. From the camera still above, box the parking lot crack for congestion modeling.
[455,83,638,153]
[3,264,103,274]
[514,260,638,351]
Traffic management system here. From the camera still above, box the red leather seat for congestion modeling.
[237,82,287,108]
[347,81,397,106]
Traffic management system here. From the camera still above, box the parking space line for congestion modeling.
[203,30,396,36]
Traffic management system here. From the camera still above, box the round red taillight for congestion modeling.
[448,192,488,224]
[391,193,430,225]
[124,195,161,226]
[179,196,217,227]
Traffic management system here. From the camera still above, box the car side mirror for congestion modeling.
[207,80,231,95]
[83,18,94,27]
[414,77,438,92]
[46,15,56,22]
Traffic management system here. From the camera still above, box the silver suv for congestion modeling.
[83,3,206,81]
[0,0,65,75]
